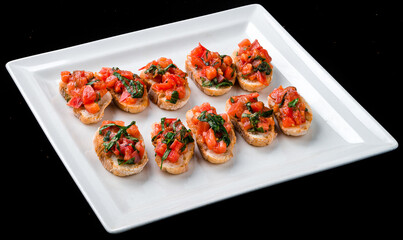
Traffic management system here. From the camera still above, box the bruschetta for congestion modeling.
[225,93,277,146]
[151,117,195,174]
[186,103,236,164]
[59,70,112,124]
[232,39,273,92]
[185,43,236,96]
[93,120,148,177]
[267,86,313,136]
[139,57,190,110]
[96,67,149,113]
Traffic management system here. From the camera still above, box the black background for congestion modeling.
[2,1,401,238]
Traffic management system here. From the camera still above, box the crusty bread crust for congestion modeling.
[59,81,112,124]
[93,126,148,177]
[148,83,191,111]
[150,122,194,174]
[267,95,313,136]
[224,99,277,146]
[185,110,236,164]
[185,55,235,96]
[231,51,273,92]
[109,88,149,113]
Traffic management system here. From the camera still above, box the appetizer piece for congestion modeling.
[232,39,273,92]
[225,93,277,146]
[151,117,195,174]
[93,120,148,176]
[268,86,313,136]
[59,70,112,124]
[139,57,190,110]
[185,43,236,96]
[186,103,236,164]
[96,67,148,113]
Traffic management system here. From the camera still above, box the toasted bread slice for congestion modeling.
[185,55,235,96]
[224,99,277,146]
[109,88,149,113]
[150,121,195,174]
[232,51,273,92]
[185,110,236,164]
[148,83,191,111]
[59,81,112,124]
[93,126,148,177]
[268,95,313,136]
[151,118,195,174]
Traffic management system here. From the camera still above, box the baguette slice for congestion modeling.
[232,50,273,92]
[224,99,277,146]
[148,83,191,111]
[151,123,195,174]
[93,123,148,177]
[109,88,149,113]
[268,94,313,136]
[185,109,236,164]
[185,55,235,96]
[59,81,112,124]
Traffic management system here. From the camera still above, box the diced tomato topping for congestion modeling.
[84,102,100,114]
[250,101,264,112]
[213,140,227,154]
[203,128,217,150]
[135,141,145,158]
[270,86,307,127]
[82,85,96,104]
[166,150,180,163]
[127,124,140,138]
[155,141,168,157]
[61,71,71,83]
[67,97,83,108]
[61,69,108,114]
[205,66,217,80]
[234,39,272,83]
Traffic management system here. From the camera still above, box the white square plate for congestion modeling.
[6,4,397,233]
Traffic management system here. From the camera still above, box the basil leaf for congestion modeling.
[161,117,166,131]
[215,80,233,88]
[86,79,100,85]
[288,98,299,108]
[256,61,272,75]
[230,97,235,103]
[152,130,163,142]
[103,130,111,142]
[246,102,253,112]
[253,56,266,61]
[261,109,273,117]
[160,149,171,169]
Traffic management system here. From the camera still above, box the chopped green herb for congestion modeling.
[166,90,179,104]
[160,149,171,169]
[100,121,137,152]
[288,98,299,108]
[197,111,230,147]
[113,71,144,99]
[86,79,100,85]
